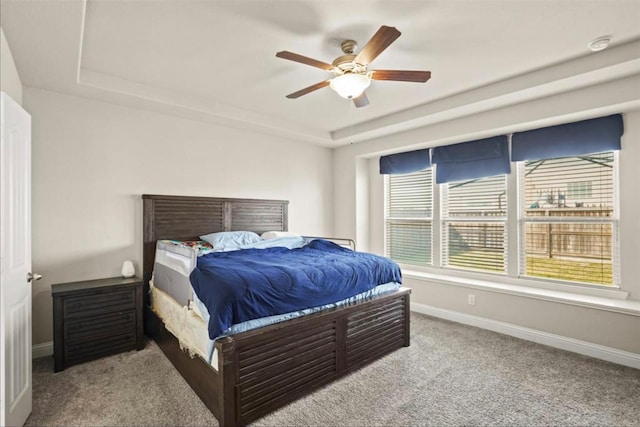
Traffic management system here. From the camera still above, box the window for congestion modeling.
[383,151,619,288]
[383,113,622,288]
[385,169,433,267]
[567,181,592,199]
[519,152,617,286]
[442,175,507,273]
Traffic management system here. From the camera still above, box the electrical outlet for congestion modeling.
[468,294,476,305]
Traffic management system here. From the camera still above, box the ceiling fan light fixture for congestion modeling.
[329,73,371,99]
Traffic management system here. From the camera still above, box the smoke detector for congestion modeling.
[588,36,611,52]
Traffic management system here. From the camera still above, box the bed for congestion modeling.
[142,194,411,427]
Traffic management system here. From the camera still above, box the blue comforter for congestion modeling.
[189,239,402,340]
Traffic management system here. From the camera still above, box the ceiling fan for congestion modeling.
[276,25,431,108]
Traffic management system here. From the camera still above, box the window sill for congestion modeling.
[403,269,640,316]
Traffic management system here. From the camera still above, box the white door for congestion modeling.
[0,92,33,427]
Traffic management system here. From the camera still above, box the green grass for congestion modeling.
[525,256,613,285]
[446,250,613,286]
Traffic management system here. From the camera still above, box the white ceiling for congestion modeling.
[2,0,640,147]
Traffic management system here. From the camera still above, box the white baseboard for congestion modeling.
[411,302,640,370]
[31,307,640,369]
[32,341,53,359]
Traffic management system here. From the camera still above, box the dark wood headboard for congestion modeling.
[142,194,289,285]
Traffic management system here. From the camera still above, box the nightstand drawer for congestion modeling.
[65,334,137,366]
[63,289,135,318]
[65,310,136,344]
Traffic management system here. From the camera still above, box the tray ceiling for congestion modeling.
[2,0,640,147]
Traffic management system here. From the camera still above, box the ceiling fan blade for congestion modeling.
[354,25,401,65]
[353,92,369,108]
[276,51,334,71]
[372,70,431,82]
[285,80,331,99]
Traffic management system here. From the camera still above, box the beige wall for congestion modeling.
[0,26,22,105]
[333,77,640,355]
[24,87,334,346]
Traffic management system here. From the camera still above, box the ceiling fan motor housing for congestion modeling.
[332,54,361,73]
[332,40,369,76]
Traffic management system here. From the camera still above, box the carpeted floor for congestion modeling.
[27,313,640,426]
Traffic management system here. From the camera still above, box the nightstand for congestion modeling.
[51,276,144,372]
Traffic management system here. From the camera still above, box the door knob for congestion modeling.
[27,272,42,283]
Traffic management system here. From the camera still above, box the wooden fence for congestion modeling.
[525,208,612,260]
[449,208,613,260]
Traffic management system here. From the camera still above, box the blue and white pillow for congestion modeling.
[199,230,262,251]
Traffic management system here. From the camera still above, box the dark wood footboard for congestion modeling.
[147,288,410,426]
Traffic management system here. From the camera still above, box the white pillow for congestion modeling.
[261,231,301,240]
[199,230,262,250]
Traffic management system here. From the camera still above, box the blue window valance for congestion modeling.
[431,135,510,184]
[511,114,623,161]
[379,148,431,175]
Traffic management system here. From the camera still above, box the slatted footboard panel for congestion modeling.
[346,296,408,369]
[226,289,411,426]
[234,319,340,423]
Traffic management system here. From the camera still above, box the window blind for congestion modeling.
[385,169,433,266]
[442,175,507,273]
[519,152,617,286]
